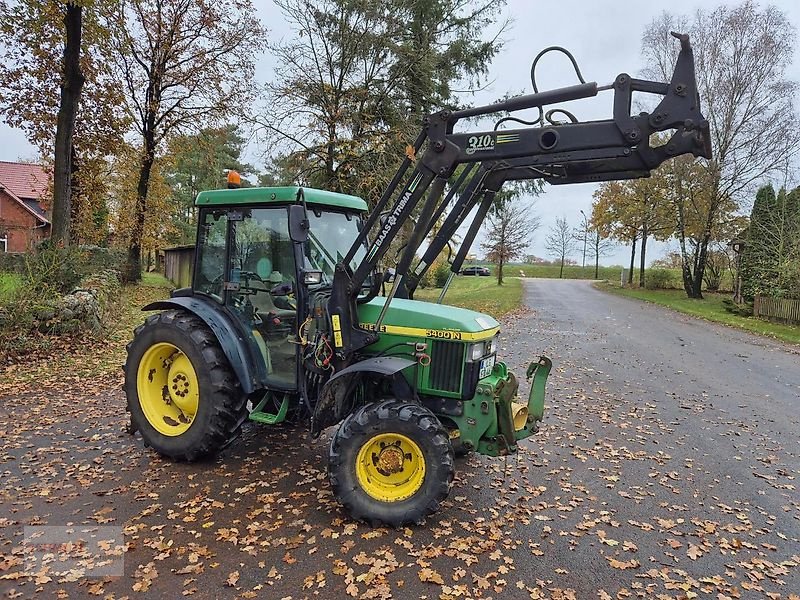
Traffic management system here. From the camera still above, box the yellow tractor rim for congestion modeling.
[355,433,426,502]
[137,342,200,436]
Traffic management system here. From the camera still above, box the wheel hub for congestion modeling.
[355,433,426,503]
[375,444,406,476]
[137,343,199,436]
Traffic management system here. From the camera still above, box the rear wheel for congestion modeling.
[329,400,454,526]
[124,310,247,461]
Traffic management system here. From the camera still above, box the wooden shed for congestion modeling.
[163,245,195,288]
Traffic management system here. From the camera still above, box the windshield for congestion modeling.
[305,210,366,284]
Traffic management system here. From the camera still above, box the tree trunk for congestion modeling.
[691,235,709,299]
[68,145,80,244]
[51,3,85,247]
[628,234,637,285]
[639,224,648,288]
[497,257,504,285]
[559,257,564,278]
[125,136,156,282]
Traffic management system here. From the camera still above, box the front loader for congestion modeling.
[124,33,711,526]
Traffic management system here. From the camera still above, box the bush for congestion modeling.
[433,261,451,287]
[722,298,753,316]
[417,268,432,289]
[23,243,86,294]
[0,242,123,358]
[645,269,673,290]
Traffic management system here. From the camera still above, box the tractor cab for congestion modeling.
[190,186,368,392]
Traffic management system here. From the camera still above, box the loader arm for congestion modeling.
[326,32,711,364]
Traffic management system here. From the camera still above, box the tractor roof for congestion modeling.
[195,186,368,212]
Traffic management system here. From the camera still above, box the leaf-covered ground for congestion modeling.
[1,279,798,599]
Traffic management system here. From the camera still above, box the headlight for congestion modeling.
[486,336,498,355]
[468,342,484,361]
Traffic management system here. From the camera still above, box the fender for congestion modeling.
[311,357,416,436]
[142,297,263,395]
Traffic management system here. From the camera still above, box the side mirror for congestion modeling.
[302,270,323,285]
[289,204,309,243]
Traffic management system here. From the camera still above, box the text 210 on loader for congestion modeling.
[125,33,711,526]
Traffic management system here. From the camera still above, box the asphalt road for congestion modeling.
[1,279,798,599]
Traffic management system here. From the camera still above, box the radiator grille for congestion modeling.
[429,341,464,393]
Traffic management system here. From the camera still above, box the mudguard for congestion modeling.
[311,357,416,436]
[141,297,262,395]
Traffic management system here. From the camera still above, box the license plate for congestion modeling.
[479,355,496,379]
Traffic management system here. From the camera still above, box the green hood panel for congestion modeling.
[357,298,499,341]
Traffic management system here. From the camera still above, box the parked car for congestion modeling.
[461,266,491,276]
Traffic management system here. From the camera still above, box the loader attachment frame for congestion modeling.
[326,32,711,365]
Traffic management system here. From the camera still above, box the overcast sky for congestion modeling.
[2,0,799,267]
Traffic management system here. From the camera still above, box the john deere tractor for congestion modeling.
[125,33,711,526]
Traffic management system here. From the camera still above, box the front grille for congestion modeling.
[430,341,464,393]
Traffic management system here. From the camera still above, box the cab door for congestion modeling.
[194,206,299,391]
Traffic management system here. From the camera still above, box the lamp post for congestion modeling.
[579,209,588,270]
[729,239,746,304]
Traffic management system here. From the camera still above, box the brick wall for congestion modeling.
[0,190,49,252]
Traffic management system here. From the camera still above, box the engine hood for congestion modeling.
[357,297,499,342]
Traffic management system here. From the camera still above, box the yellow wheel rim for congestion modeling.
[136,342,200,436]
[355,433,426,502]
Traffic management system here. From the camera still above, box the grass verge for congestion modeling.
[0,272,22,302]
[596,281,800,345]
[414,276,523,319]
[141,271,176,288]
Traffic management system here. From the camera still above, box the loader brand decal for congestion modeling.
[466,134,494,155]
[360,322,499,342]
[331,314,343,348]
[465,132,519,155]
[366,173,424,261]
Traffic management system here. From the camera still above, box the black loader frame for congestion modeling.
[325,32,711,369]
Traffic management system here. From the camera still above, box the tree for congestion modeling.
[545,216,576,278]
[586,227,615,280]
[107,0,265,281]
[0,0,126,245]
[259,0,505,207]
[52,1,84,247]
[591,174,672,288]
[740,184,800,299]
[641,2,800,298]
[661,155,744,297]
[592,181,640,285]
[108,141,177,267]
[164,125,255,244]
[481,199,539,285]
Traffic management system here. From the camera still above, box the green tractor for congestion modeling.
[125,34,711,525]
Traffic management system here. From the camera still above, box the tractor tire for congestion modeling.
[329,399,454,527]
[124,309,247,462]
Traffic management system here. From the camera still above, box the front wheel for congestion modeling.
[124,310,247,461]
[328,400,454,526]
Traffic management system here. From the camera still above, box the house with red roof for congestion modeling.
[0,161,51,252]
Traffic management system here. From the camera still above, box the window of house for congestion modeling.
[0,234,7,253]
